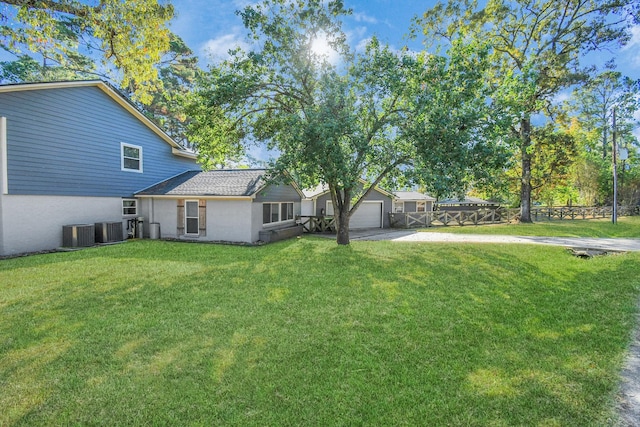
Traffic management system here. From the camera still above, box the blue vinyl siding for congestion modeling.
[1,86,197,197]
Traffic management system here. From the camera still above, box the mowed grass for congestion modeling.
[421,215,640,238]
[2,238,640,425]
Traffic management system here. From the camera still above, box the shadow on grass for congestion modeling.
[1,238,639,425]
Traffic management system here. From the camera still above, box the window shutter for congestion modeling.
[177,199,185,235]
[199,199,207,236]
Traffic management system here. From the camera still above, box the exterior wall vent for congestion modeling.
[62,224,95,248]
[95,221,124,243]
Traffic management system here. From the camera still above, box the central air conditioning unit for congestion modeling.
[95,221,124,243]
[62,224,95,248]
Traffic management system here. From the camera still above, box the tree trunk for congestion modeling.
[336,208,350,245]
[602,126,608,160]
[330,186,351,245]
[520,117,533,223]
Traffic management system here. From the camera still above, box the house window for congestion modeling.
[281,202,294,221]
[263,203,278,223]
[122,199,137,216]
[395,202,404,213]
[121,143,143,172]
[417,201,426,212]
[185,200,199,235]
[263,202,294,224]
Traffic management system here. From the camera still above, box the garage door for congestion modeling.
[326,201,383,229]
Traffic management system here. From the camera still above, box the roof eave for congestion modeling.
[172,148,198,159]
[135,194,254,200]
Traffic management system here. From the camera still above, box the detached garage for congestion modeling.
[303,182,393,229]
[326,201,384,229]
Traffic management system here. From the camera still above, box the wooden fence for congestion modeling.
[528,206,639,220]
[297,215,335,233]
[389,206,640,229]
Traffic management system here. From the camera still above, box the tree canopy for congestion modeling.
[568,70,639,159]
[416,0,635,221]
[0,0,174,103]
[187,0,505,244]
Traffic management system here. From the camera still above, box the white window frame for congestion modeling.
[263,202,295,226]
[122,199,137,216]
[121,142,143,173]
[185,200,200,235]
[416,201,426,212]
[394,202,404,213]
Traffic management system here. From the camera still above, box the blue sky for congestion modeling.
[169,0,640,82]
[168,0,640,153]
[170,0,429,63]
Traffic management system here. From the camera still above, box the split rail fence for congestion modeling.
[297,206,639,233]
[389,206,640,229]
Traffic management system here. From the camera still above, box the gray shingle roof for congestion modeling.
[394,191,436,201]
[136,169,268,197]
[438,197,496,205]
[302,184,329,198]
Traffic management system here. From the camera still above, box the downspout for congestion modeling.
[0,117,7,195]
[0,117,7,255]
[149,198,155,223]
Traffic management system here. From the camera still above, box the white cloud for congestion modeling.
[346,25,371,54]
[623,25,640,49]
[232,0,259,8]
[201,29,250,63]
[622,25,640,66]
[553,90,571,105]
[633,109,640,144]
[352,12,378,24]
[355,37,373,53]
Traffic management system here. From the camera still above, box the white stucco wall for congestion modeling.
[301,199,314,216]
[139,198,303,244]
[208,199,254,243]
[141,198,255,243]
[139,198,177,239]
[0,193,4,255]
[0,194,124,256]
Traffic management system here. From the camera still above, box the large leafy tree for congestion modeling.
[417,0,634,221]
[0,53,96,82]
[188,0,502,244]
[0,0,174,103]
[139,34,202,147]
[564,71,640,205]
[568,70,639,159]
[519,124,578,206]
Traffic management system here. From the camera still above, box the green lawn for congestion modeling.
[420,215,640,238]
[2,238,640,425]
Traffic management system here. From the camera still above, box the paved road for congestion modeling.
[346,229,640,252]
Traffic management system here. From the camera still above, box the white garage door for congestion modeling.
[326,201,383,229]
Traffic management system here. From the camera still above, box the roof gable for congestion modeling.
[0,80,195,159]
[438,197,496,205]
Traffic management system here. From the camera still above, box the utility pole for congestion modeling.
[612,107,617,225]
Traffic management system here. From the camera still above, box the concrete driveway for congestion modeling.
[345,228,640,252]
